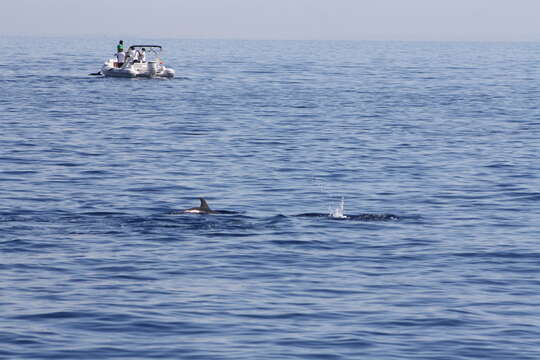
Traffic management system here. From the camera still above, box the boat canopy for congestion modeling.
[127,45,164,59]
[128,45,162,50]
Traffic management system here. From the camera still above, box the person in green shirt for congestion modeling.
[117,40,124,53]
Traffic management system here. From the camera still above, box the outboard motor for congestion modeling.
[147,61,158,77]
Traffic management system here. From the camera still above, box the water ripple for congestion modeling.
[1,38,540,360]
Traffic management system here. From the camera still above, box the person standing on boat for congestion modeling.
[116,50,126,68]
[117,40,124,53]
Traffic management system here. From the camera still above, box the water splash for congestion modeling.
[329,197,347,219]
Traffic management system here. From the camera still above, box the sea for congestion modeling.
[1,37,540,359]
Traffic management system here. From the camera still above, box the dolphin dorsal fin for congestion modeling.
[199,198,211,211]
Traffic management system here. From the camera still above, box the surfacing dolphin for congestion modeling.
[177,198,239,215]
[295,198,399,221]
[295,212,399,221]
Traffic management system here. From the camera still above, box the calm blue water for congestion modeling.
[1,37,540,359]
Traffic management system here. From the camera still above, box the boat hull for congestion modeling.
[101,59,175,78]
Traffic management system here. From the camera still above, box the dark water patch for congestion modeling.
[1,170,39,176]
[270,239,331,248]
[75,318,216,336]
[93,265,144,273]
[104,274,158,281]
[0,239,52,253]
[453,251,540,261]
[275,336,373,350]
[305,288,365,296]
[79,170,111,175]
[13,311,94,321]
[511,193,540,202]
[53,162,84,167]
[370,317,470,329]
[80,211,129,217]
[237,311,338,321]
[241,70,278,75]
[205,232,259,238]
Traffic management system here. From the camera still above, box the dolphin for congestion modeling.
[294,198,399,221]
[179,198,239,215]
[294,212,399,221]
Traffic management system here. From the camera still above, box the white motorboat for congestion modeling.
[100,45,175,78]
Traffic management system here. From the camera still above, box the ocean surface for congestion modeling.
[1,37,540,359]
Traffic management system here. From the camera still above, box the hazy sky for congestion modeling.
[2,0,539,41]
